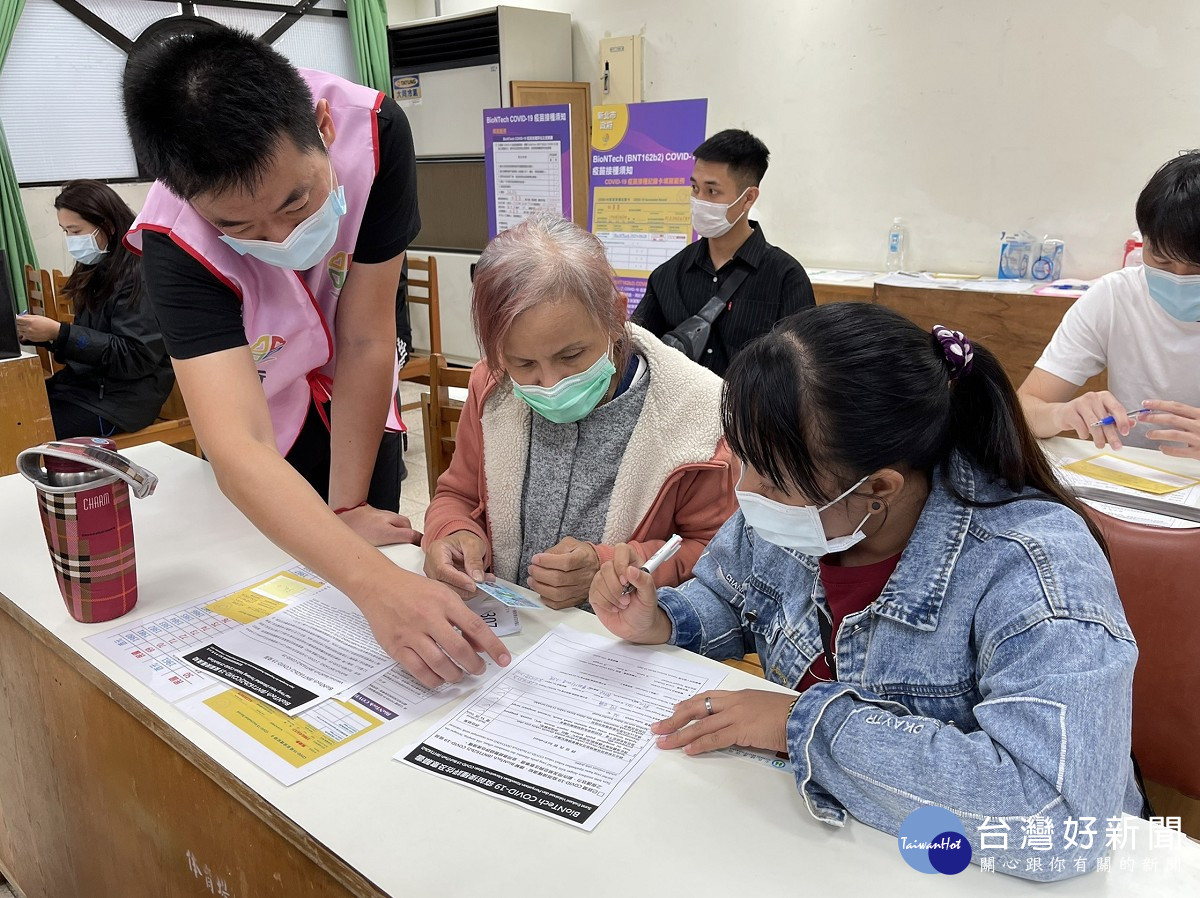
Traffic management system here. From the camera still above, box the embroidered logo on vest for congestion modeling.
[328,251,350,290]
[250,334,287,363]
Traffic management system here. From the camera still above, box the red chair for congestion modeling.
[1084,509,1200,808]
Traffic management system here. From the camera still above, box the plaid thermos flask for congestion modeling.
[16,438,158,623]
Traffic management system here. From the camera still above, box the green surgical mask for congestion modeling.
[510,348,617,424]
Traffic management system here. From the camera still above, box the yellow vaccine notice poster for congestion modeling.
[589,99,707,314]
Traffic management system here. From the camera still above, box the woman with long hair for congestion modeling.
[16,180,173,437]
[591,302,1144,880]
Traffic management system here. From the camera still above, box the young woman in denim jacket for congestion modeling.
[590,302,1145,881]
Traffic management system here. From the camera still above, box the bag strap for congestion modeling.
[695,267,752,326]
[16,441,159,498]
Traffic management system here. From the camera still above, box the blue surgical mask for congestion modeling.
[510,348,617,424]
[66,228,107,265]
[735,475,871,556]
[219,159,346,270]
[1144,263,1200,323]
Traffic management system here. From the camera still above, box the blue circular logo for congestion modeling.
[897,806,972,875]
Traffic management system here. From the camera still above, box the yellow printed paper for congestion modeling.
[205,591,287,624]
[250,571,321,600]
[203,689,379,768]
[1062,454,1200,495]
[204,572,322,624]
[592,186,692,278]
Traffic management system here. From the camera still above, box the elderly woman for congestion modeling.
[422,212,737,608]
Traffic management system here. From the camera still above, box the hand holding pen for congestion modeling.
[621,534,683,596]
[1056,390,1141,451]
[1090,409,1151,429]
[589,538,681,645]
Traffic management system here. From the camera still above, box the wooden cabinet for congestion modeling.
[812,280,1105,392]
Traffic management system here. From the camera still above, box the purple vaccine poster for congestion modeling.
[588,99,708,313]
[483,105,572,240]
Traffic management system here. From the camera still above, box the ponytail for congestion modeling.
[938,332,1110,555]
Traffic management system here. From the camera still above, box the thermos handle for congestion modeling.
[16,442,159,498]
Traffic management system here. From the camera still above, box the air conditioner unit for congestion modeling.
[389,6,573,366]
[388,6,572,158]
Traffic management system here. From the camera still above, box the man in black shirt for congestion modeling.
[633,129,814,376]
[122,27,509,688]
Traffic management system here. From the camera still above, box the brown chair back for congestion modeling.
[24,265,58,375]
[406,255,442,358]
[1085,508,1200,799]
[421,353,470,497]
[51,269,75,323]
[397,256,443,412]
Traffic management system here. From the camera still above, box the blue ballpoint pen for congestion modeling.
[1090,409,1151,428]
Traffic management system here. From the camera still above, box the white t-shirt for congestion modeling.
[1034,265,1200,449]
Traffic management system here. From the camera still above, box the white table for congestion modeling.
[0,444,1196,896]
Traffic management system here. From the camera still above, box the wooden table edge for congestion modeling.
[0,588,390,898]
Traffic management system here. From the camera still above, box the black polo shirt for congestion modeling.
[632,222,815,376]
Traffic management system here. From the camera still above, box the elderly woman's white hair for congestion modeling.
[470,211,629,376]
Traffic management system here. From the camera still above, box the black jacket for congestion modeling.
[44,270,175,432]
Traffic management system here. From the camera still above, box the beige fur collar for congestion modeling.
[480,324,724,581]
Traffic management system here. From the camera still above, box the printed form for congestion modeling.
[1051,450,1200,528]
[87,563,517,782]
[179,583,397,715]
[180,662,489,785]
[399,626,725,831]
[86,567,324,701]
[492,139,564,233]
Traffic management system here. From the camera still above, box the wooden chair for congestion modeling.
[398,255,442,412]
[420,353,470,497]
[112,381,202,457]
[51,269,75,323]
[1085,507,1200,835]
[723,653,766,678]
[24,264,58,375]
[24,264,199,455]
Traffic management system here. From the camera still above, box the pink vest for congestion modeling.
[127,69,402,456]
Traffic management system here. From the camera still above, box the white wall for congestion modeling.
[21,183,153,276]
[391,0,1200,278]
[386,0,422,22]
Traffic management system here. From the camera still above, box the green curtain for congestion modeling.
[1,0,35,312]
[347,0,392,94]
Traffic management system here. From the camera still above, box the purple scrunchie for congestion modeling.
[932,324,974,380]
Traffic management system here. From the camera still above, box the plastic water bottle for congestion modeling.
[1123,230,1143,268]
[885,218,906,271]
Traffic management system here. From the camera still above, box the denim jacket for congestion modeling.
[658,453,1143,881]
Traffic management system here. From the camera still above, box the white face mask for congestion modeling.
[65,228,107,265]
[736,475,871,556]
[690,187,751,239]
[218,157,346,270]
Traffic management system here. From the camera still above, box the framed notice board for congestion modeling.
[510,80,591,229]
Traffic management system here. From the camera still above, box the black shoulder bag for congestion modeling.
[660,268,750,362]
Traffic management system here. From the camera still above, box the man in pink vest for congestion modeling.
[122,26,508,686]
